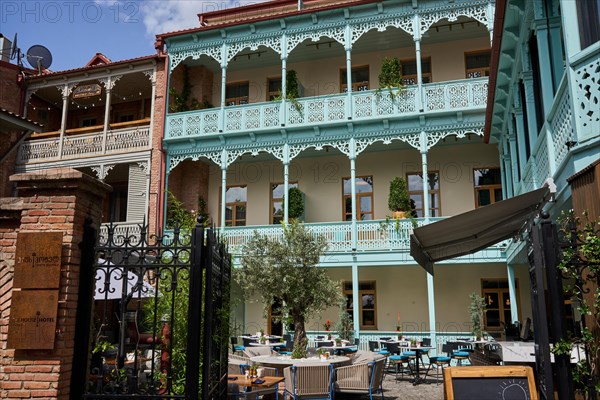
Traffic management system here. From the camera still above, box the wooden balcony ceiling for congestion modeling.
[29,72,153,109]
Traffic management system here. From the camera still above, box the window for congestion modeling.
[118,114,135,122]
[342,176,374,221]
[266,77,282,101]
[481,279,520,331]
[271,182,298,224]
[80,117,98,127]
[576,0,600,48]
[474,168,503,208]
[465,50,491,78]
[221,185,247,226]
[340,66,370,92]
[407,172,440,217]
[344,281,377,329]
[225,81,249,105]
[400,57,432,85]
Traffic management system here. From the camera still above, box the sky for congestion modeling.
[1,0,267,72]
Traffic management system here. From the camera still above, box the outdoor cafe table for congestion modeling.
[249,342,284,347]
[381,341,433,385]
[249,354,350,369]
[242,335,282,340]
[317,344,356,355]
[228,374,284,398]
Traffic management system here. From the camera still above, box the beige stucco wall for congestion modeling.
[237,263,532,335]
[211,35,491,105]
[205,141,500,226]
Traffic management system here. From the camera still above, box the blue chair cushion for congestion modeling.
[389,355,409,361]
[378,350,390,355]
[279,351,292,355]
[430,356,451,363]
[452,351,470,358]
[234,345,245,351]
[458,348,474,353]
[402,351,417,357]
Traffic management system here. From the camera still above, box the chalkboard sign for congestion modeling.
[443,366,538,400]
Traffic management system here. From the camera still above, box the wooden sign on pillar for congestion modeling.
[8,232,62,349]
[13,232,62,289]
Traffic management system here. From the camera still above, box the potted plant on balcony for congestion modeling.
[388,177,411,219]
[378,57,403,98]
[288,187,304,221]
[273,70,303,113]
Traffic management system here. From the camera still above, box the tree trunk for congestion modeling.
[293,314,307,353]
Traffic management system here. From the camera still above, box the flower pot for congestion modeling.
[392,211,408,219]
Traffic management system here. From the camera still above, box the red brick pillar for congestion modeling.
[0,168,110,399]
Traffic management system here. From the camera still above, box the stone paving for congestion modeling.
[339,370,444,399]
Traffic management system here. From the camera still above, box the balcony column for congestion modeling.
[349,138,360,337]
[521,71,541,150]
[508,131,520,190]
[345,24,353,119]
[220,44,228,132]
[57,83,72,159]
[220,149,228,234]
[283,144,290,224]
[547,17,564,88]
[281,34,288,126]
[499,146,507,200]
[507,263,519,323]
[419,131,430,222]
[101,78,113,154]
[513,109,528,182]
[533,19,557,112]
[502,152,514,198]
[413,15,424,111]
[145,69,157,145]
[427,273,437,354]
[486,1,495,44]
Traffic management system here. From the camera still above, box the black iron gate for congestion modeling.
[71,218,230,399]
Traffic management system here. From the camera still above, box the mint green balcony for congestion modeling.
[213,217,508,267]
[165,78,488,141]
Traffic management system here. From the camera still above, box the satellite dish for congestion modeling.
[26,45,53,71]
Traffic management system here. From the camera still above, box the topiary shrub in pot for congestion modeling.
[288,187,304,221]
[388,177,411,219]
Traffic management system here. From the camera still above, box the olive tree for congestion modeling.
[235,221,341,355]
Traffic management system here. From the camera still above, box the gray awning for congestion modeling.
[410,186,553,275]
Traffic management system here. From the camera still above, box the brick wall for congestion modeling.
[0,61,26,199]
[148,57,166,236]
[0,168,110,399]
[169,64,214,110]
[168,159,210,213]
[0,61,23,114]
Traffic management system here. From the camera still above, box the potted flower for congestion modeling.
[335,338,342,347]
[388,177,411,219]
[323,319,331,332]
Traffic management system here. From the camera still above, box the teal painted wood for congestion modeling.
[164,218,508,267]
[164,78,488,142]
[165,0,493,69]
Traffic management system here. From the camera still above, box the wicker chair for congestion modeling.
[333,358,385,400]
[283,364,334,400]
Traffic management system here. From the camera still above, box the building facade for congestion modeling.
[14,53,167,236]
[157,0,531,346]
[485,0,600,308]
